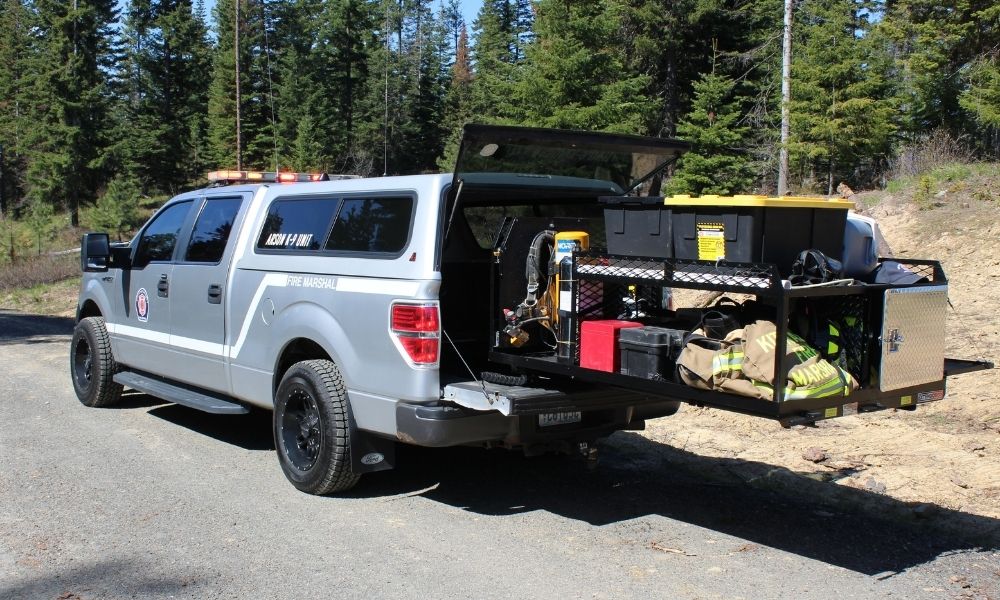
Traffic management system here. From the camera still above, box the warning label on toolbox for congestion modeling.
[697,222,726,261]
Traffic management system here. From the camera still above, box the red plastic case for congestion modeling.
[579,320,643,372]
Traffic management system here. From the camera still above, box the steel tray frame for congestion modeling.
[488,253,991,426]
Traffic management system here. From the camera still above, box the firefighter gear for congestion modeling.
[677,320,858,401]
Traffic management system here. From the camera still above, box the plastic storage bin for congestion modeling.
[842,212,879,277]
[666,195,852,275]
[580,320,643,372]
[600,196,673,258]
[619,326,686,380]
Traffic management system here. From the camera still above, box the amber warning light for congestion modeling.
[206,171,359,184]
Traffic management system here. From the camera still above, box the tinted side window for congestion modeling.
[135,201,193,267]
[257,198,338,251]
[186,197,243,263]
[325,197,413,254]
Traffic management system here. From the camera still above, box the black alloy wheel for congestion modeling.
[70,317,123,408]
[280,387,324,471]
[273,360,361,494]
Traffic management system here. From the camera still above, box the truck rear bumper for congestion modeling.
[395,403,511,447]
[394,400,680,448]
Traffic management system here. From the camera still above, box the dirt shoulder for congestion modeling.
[643,174,1000,522]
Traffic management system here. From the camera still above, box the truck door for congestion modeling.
[112,199,196,374]
[167,194,248,394]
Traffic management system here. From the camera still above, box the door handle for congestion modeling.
[157,274,169,298]
[207,283,222,304]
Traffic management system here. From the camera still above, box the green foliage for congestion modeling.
[913,175,934,208]
[664,57,754,196]
[789,0,896,193]
[509,1,654,133]
[24,198,55,255]
[113,0,213,192]
[877,0,999,150]
[20,0,118,226]
[0,0,996,231]
[960,54,1000,129]
[89,176,142,240]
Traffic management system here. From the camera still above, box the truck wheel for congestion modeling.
[70,317,123,408]
[273,360,361,494]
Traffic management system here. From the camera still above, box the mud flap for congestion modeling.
[346,401,396,474]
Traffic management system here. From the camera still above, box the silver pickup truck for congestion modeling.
[71,125,990,494]
[71,126,691,494]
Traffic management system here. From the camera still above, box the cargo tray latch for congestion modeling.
[885,328,903,353]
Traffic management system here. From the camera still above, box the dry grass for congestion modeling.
[888,129,974,180]
[0,253,80,295]
[0,277,80,316]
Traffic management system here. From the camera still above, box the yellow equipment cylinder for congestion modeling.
[552,231,589,315]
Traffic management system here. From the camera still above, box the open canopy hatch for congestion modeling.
[452,124,689,195]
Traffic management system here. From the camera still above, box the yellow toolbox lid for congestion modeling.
[664,194,854,210]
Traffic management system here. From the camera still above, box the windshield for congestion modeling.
[453,125,688,194]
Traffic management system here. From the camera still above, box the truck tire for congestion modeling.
[70,317,123,408]
[273,359,361,494]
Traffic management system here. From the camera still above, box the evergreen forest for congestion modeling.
[0,0,998,230]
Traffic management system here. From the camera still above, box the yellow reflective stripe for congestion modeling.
[763,373,848,400]
[711,350,744,375]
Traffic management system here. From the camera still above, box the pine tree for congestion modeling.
[0,0,34,215]
[510,0,654,133]
[958,4,1000,146]
[90,175,141,240]
[960,54,1000,130]
[437,23,473,170]
[22,0,118,226]
[665,51,754,196]
[207,0,281,171]
[790,0,895,192]
[878,0,999,147]
[115,0,212,192]
[469,0,519,122]
[312,0,375,169]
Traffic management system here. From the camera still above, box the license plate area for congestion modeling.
[538,411,582,427]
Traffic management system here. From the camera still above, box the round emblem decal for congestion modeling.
[135,288,149,322]
[360,452,384,466]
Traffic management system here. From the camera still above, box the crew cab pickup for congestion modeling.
[71,125,991,494]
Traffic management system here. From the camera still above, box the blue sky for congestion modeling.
[457,0,483,27]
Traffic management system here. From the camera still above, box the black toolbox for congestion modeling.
[619,326,686,381]
[600,196,672,258]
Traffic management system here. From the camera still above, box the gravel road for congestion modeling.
[1,310,998,599]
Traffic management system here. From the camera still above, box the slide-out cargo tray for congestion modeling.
[487,351,992,427]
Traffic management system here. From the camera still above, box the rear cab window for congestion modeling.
[257,194,415,257]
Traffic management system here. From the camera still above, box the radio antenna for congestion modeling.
[383,0,390,176]
[234,0,242,170]
[261,0,279,171]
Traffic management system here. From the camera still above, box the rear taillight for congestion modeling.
[390,303,440,366]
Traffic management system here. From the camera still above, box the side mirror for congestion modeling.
[81,233,110,272]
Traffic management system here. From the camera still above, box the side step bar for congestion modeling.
[114,371,249,415]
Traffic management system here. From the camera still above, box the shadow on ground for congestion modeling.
[132,398,1000,578]
[0,558,209,599]
[0,310,74,344]
[148,403,275,451]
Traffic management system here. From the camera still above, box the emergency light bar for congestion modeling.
[206,171,360,184]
